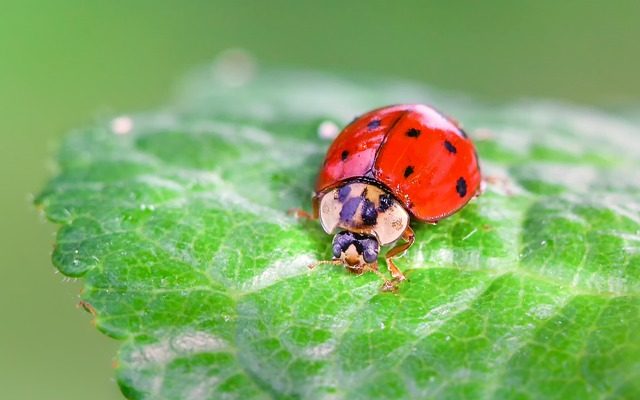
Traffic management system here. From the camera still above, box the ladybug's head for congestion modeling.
[332,231,379,267]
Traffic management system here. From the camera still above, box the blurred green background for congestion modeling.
[1,1,639,399]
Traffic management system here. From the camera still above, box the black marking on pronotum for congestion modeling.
[360,187,369,198]
[341,150,349,161]
[378,193,394,212]
[404,166,415,178]
[406,128,421,138]
[367,119,381,130]
[444,140,457,154]
[456,177,467,197]
[337,185,352,202]
[361,199,378,226]
[459,128,469,138]
[340,197,362,221]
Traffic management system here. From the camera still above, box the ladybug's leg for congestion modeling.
[359,262,400,292]
[289,196,320,220]
[384,226,415,282]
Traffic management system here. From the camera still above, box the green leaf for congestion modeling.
[36,66,640,399]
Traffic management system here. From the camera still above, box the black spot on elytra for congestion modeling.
[404,166,415,178]
[367,119,381,130]
[406,128,421,138]
[338,185,352,202]
[444,140,457,154]
[456,177,467,197]
[361,199,378,225]
[378,193,394,212]
[341,150,349,161]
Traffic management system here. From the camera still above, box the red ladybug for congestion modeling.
[295,104,481,289]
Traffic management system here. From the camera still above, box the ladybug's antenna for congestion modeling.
[307,258,399,292]
[307,260,342,270]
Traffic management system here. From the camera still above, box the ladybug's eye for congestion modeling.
[363,248,378,264]
[332,243,342,258]
[332,231,353,257]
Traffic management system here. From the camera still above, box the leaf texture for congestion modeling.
[37,68,640,399]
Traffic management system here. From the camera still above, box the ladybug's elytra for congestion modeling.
[294,104,481,290]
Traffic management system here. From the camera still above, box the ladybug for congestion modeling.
[295,104,481,289]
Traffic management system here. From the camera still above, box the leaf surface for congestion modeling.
[37,67,640,399]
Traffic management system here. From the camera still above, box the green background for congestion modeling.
[1,2,639,399]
